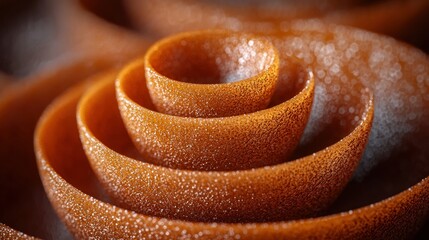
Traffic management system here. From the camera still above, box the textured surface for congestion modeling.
[263,21,429,177]
[33,25,429,238]
[0,59,123,240]
[0,224,37,240]
[144,30,280,118]
[35,73,427,239]
[116,56,312,171]
[0,1,151,238]
[79,70,371,222]
[0,3,428,237]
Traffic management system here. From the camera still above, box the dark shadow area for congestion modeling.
[0,0,57,77]
[79,0,135,30]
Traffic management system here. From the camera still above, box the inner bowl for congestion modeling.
[144,30,279,117]
[117,57,313,171]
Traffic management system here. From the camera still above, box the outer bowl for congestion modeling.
[35,75,428,239]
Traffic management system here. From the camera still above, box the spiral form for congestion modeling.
[1,1,429,239]
[28,27,427,239]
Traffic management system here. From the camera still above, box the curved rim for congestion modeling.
[86,72,372,176]
[34,82,428,231]
[0,223,37,240]
[117,57,314,121]
[143,29,279,87]
[77,72,374,222]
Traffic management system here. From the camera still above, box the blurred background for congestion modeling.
[0,0,428,239]
[1,0,429,78]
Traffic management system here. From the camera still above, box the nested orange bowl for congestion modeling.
[116,56,312,171]
[35,74,428,239]
[26,20,429,238]
[76,66,373,222]
[144,30,280,118]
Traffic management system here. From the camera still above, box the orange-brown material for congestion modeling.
[0,59,125,239]
[0,224,37,240]
[325,0,429,36]
[79,71,371,222]
[78,67,372,222]
[144,31,280,118]
[32,23,429,239]
[0,0,154,236]
[124,0,429,48]
[116,58,312,171]
[0,5,428,236]
[124,0,360,36]
[35,74,428,239]
[0,73,12,96]
[52,0,151,63]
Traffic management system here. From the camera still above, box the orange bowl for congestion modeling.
[77,66,373,222]
[117,55,312,171]
[144,30,280,118]
[35,75,428,239]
